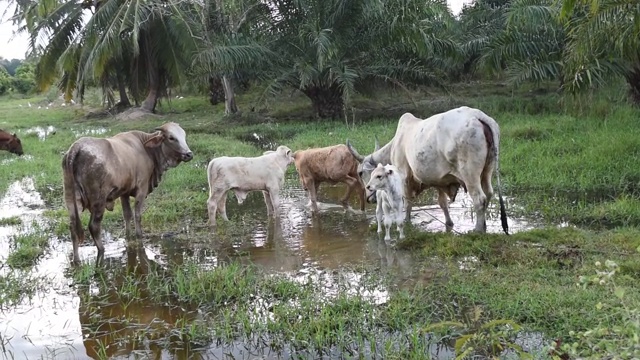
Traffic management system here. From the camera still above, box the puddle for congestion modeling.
[0,178,46,247]
[24,126,57,140]
[0,176,544,359]
[238,132,279,150]
[72,128,109,138]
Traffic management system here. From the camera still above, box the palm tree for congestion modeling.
[257,0,460,119]
[458,0,566,88]
[7,0,198,112]
[190,0,275,115]
[559,0,639,101]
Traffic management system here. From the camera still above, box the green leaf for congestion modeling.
[614,287,625,300]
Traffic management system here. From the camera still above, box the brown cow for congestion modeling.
[0,129,23,156]
[62,122,193,264]
[292,144,365,212]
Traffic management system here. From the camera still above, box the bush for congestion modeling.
[0,66,11,95]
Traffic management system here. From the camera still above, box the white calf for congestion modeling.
[365,163,406,241]
[206,145,294,226]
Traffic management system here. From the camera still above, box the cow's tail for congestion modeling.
[479,116,509,235]
[62,145,84,242]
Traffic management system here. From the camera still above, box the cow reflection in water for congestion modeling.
[238,212,415,281]
[78,244,203,360]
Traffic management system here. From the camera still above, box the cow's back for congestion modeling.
[295,145,357,182]
[208,154,279,190]
[390,108,490,184]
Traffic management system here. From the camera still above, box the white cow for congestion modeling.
[347,106,508,234]
[366,163,406,241]
[206,145,294,226]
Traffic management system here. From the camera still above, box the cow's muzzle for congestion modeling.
[182,151,194,162]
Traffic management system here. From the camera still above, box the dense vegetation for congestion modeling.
[4,0,640,116]
[0,58,36,95]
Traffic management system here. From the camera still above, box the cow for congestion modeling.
[62,122,193,264]
[292,144,365,212]
[206,145,294,227]
[365,163,407,241]
[346,106,508,234]
[0,130,23,156]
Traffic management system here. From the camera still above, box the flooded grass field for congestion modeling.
[2,86,640,359]
[0,172,540,359]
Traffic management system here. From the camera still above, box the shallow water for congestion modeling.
[24,126,57,141]
[0,177,539,359]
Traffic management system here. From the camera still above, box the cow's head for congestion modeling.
[365,163,395,198]
[0,132,24,156]
[143,122,193,166]
[346,137,381,202]
[265,145,294,166]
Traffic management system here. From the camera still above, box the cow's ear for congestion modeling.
[144,131,164,148]
[12,133,17,137]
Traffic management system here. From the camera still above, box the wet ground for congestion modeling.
[0,175,542,359]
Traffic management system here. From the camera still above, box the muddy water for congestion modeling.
[0,176,538,359]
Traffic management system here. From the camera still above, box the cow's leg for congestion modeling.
[234,190,248,204]
[133,194,147,238]
[207,190,224,227]
[341,175,361,210]
[307,179,319,212]
[121,196,133,238]
[263,190,274,215]
[217,193,229,221]
[396,212,405,240]
[383,211,393,241]
[376,199,384,235]
[437,188,454,230]
[404,196,415,222]
[357,179,366,211]
[268,189,281,217]
[466,181,488,233]
[481,169,495,207]
[88,205,106,259]
[67,205,84,265]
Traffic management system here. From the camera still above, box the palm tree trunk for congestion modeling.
[625,65,640,105]
[209,76,225,105]
[117,70,131,107]
[302,84,344,119]
[141,62,160,113]
[222,75,238,115]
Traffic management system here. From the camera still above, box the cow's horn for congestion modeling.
[346,139,364,163]
[374,135,380,151]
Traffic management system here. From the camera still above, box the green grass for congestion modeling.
[6,226,50,270]
[0,217,21,226]
[400,226,640,339]
[1,81,640,358]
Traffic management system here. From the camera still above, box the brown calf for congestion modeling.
[293,144,365,212]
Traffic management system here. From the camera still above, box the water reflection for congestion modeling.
[79,243,197,360]
[0,177,540,359]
